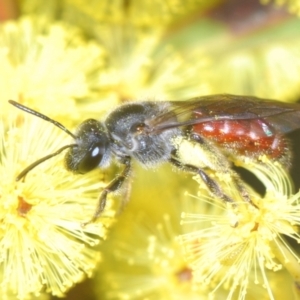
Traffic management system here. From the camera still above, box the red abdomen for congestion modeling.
[193,118,287,159]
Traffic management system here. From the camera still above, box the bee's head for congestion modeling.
[8,100,110,181]
[65,119,110,174]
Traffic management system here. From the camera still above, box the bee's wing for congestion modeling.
[150,94,300,134]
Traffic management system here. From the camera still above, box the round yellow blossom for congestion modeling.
[0,16,106,124]
[181,158,300,299]
[0,106,115,299]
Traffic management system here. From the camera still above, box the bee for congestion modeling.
[9,94,300,224]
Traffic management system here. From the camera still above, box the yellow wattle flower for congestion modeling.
[0,16,105,124]
[0,108,115,299]
[181,157,300,299]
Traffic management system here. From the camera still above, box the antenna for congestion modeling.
[8,100,78,181]
[8,100,77,139]
[16,144,76,181]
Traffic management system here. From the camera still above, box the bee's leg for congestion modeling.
[169,157,235,204]
[82,156,131,226]
[175,132,257,207]
[189,133,257,207]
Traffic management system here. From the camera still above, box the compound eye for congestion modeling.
[77,144,105,173]
[65,143,107,174]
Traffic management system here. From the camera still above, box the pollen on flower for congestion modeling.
[0,113,115,299]
[0,16,106,124]
[92,33,210,105]
[180,157,300,299]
